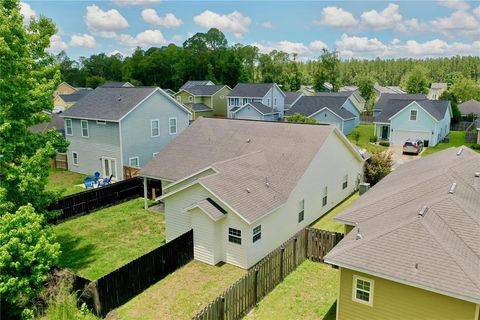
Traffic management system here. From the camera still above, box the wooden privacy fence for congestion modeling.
[123,165,140,179]
[193,228,343,320]
[51,153,68,169]
[465,131,478,143]
[77,230,194,317]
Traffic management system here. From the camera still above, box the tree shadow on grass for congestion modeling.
[323,301,336,320]
[55,232,96,278]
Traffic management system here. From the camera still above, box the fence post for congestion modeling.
[305,228,309,260]
[220,296,225,320]
[293,237,297,267]
[254,268,258,303]
[280,247,285,280]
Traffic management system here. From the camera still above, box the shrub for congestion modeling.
[471,144,480,150]
[364,151,393,186]
[369,136,378,143]
[351,131,361,144]
[379,141,390,147]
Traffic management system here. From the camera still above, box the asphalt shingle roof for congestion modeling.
[29,113,64,133]
[228,83,274,98]
[191,103,213,112]
[325,147,480,304]
[459,99,480,116]
[285,95,355,119]
[61,87,158,121]
[58,89,92,103]
[284,92,303,106]
[184,85,225,96]
[100,82,134,88]
[180,80,213,90]
[241,102,279,115]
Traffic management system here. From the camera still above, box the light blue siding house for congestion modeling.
[373,94,451,146]
[285,92,364,135]
[61,86,191,180]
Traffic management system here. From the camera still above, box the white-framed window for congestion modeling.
[169,117,177,135]
[188,96,193,102]
[72,151,79,166]
[176,96,182,102]
[129,156,139,167]
[266,98,270,105]
[65,119,73,136]
[228,228,241,245]
[153,152,159,157]
[253,225,261,243]
[343,174,348,190]
[298,199,305,223]
[96,120,106,125]
[151,119,160,137]
[410,109,418,121]
[322,186,328,207]
[352,276,374,306]
[80,120,89,138]
[274,98,277,106]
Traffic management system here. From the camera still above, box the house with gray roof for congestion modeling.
[459,99,480,118]
[427,82,448,100]
[138,117,364,268]
[61,86,191,180]
[100,81,134,88]
[374,83,406,96]
[285,92,365,135]
[175,82,231,119]
[373,93,452,146]
[284,92,303,110]
[179,80,214,91]
[325,146,480,320]
[227,83,286,121]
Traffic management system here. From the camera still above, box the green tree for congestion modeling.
[85,75,106,88]
[364,151,393,186]
[401,66,429,94]
[449,77,480,103]
[314,49,341,92]
[355,74,375,101]
[439,90,461,124]
[285,113,317,124]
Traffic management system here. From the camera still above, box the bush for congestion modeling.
[351,131,361,144]
[471,144,480,150]
[369,136,378,143]
[364,151,393,186]
[379,141,390,147]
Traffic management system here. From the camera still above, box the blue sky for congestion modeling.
[21,0,480,60]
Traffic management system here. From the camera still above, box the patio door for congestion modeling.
[102,157,117,179]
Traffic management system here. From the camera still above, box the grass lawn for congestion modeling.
[347,124,387,153]
[311,192,359,234]
[46,168,86,196]
[114,260,245,320]
[53,198,165,280]
[245,261,338,320]
[422,131,479,156]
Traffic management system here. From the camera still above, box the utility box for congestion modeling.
[359,182,371,196]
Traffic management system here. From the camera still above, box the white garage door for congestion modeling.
[392,130,431,146]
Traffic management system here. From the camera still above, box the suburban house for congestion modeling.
[297,85,316,96]
[138,118,365,269]
[325,146,480,320]
[100,81,134,88]
[53,88,92,111]
[373,93,452,146]
[227,83,286,121]
[179,80,214,90]
[459,99,480,119]
[427,82,448,100]
[54,82,78,96]
[175,82,231,119]
[285,92,365,135]
[61,86,191,180]
[374,83,405,97]
[284,92,303,110]
[29,112,65,136]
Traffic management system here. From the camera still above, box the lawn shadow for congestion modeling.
[323,301,336,320]
[55,232,96,278]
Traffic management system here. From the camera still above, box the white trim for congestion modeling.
[231,102,278,116]
[474,304,479,320]
[151,119,160,137]
[184,204,226,222]
[119,121,124,180]
[388,101,439,122]
[101,156,118,179]
[252,224,262,243]
[80,120,89,138]
[337,267,342,320]
[168,117,178,135]
[129,156,140,168]
[409,109,418,121]
[57,82,76,93]
[153,152,159,157]
[60,115,118,122]
[161,166,217,192]
[72,151,79,166]
[288,93,304,108]
[352,275,374,306]
[177,85,231,98]
[65,118,73,136]
[308,107,355,121]
[96,120,106,125]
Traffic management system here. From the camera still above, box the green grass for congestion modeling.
[115,261,245,320]
[46,168,87,196]
[311,192,359,233]
[347,124,387,153]
[53,198,165,280]
[245,261,338,320]
[422,131,479,156]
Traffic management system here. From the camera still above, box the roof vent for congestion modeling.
[246,188,251,193]
[265,177,270,188]
[475,172,480,178]
[449,182,457,194]
[418,206,429,217]
[355,223,362,240]
[246,138,251,143]
[414,263,419,272]
[456,147,463,156]
[117,97,122,101]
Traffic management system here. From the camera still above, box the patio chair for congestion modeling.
[98,175,113,187]
[84,177,94,189]
[93,171,101,182]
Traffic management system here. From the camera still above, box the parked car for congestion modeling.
[403,139,424,155]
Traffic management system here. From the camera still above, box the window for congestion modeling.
[298,199,305,223]
[228,228,241,245]
[80,120,89,138]
[176,96,182,102]
[266,98,270,105]
[274,98,277,106]
[169,117,177,135]
[129,157,139,167]
[96,120,106,125]
[343,174,348,190]
[151,119,160,137]
[220,95,225,99]
[322,186,328,207]
[352,276,374,306]
[72,151,78,166]
[153,152,159,157]
[253,225,261,243]
[188,96,193,102]
[65,119,72,136]
[410,110,418,121]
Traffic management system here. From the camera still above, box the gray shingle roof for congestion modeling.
[459,99,480,116]
[228,83,274,98]
[180,80,213,90]
[285,95,355,120]
[325,147,480,304]
[139,118,349,223]
[374,83,406,94]
[29,112,64,133]
[237,102,278,115]
[192,103,213,112]
[61,87,158,121]
[100,82,134,88]
[58,89,92,103]
[284,92,303,106]
[184,85,226,96]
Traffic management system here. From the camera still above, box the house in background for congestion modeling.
[427,82,448,100]
[29,112,65,136]
[53,88,92,111]
[54,82,78,96]
[100,81,134,88]
[61,86,191,180]
[284,92,303,111]
[175,82,231,119]
[459,99,480,119]
[373,93,452,146]
[374,83,406,98]
[139,118,364,269]
[179,80,214,91]
[325,147,480,320]
[227,83,285,121]
[285,92,365,135]
[163,88,176,97]
[297,85,316,96]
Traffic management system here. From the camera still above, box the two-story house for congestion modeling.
[61,86,191,180]
[175,82,231,119]
[227,83,286,121]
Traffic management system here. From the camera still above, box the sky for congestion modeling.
[20,0,480,60]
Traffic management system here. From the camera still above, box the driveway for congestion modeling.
[389,146,423,169]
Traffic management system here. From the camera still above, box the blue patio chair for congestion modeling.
[93,171,101,182]
[99,175,113,187]
[84,177,94,189]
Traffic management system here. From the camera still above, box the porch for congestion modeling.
[374,123,391,141]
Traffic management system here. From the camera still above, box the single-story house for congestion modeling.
[325,146,480,320]
[459,99,480,118]
[138,118,365,269]
[427,82,448,100]
[373,93,452,146]
[285,92,364,135]
[61,86,191,180]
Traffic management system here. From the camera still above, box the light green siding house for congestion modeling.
[175,82,231,119]
[62,86,191,180]
[325,147,480,320]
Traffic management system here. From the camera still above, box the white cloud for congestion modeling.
[19,2,35,23]
[360,3,402,30]
[252,41,310,56]
[117,29,166,47]
[336,34,387,56]
[49,34,68,51]
[316,7,358,28]
[261,21,273,28]
[112,0,161,6]
[309,40,328,52]
[85,5,129,38]
[430,10,479,33]
[193,10,251,38]
[69,34,97,48]
[438,0,470,11]
[474,6,480,17]
[107,50,126,57]
[141,9,183,28]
